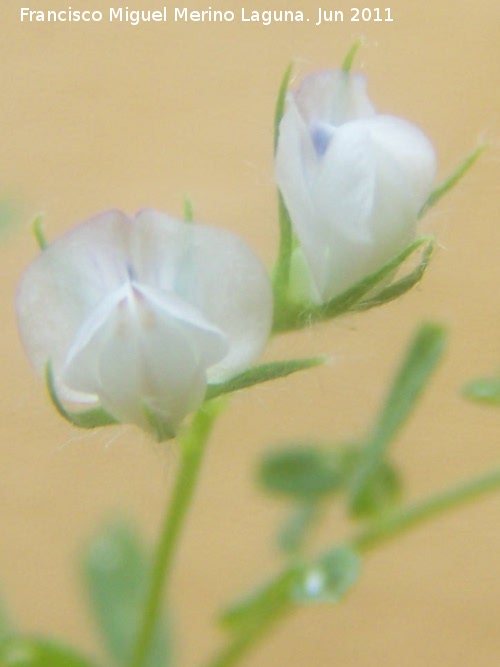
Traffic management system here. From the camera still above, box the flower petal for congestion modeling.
[62,284,228,430]
[295,70,376,126]
[129,210,273,382]
[16,210,132,383]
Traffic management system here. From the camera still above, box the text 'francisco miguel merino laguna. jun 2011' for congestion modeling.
[19,6,394,26]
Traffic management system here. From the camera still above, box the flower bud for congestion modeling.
[275,70,437,303]
[16,210,272,437]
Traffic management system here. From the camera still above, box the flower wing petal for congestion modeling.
[16,210,132,392]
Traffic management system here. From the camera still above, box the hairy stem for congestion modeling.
[128,402,222,667]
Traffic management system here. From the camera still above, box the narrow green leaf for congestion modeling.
[32,215,47,250]
[273,62,294,154]
[371,323,447,448]
[0,637,100,667]
[81,521,171,667]
[293,546,361,604]
[341,39,363,73]
[46,364,118,429]
[463,376,500,405]
[205,356,326,401]
[349,323,447,517]
[420,144,486,216]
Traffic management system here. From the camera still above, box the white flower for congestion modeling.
[275,70,437,303]
[16,210,272,436]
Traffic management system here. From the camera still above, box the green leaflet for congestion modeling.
[463,376,500,405]
[349,323,447,518]
[0,637,100,667]
[81,521,172,667]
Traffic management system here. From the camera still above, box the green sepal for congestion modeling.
[142,404,175,442]
[341,39,364,73]
[205,356,327,401]
[183,196,194,222]
[81,521,172,667]
[354,238,434,312]
[45,364,118,429]
[274,62,294,154]
[292,546,361,604]
[463,376,500,406]
[32,214,47,250]
[273,62,297,309]
[0,637,100,667]
[273,237,435,332]
[420,144,486,216]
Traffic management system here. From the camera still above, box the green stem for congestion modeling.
[205,607,290,667]
[203,466,500,667]
[128,402,222,667]
[352,466,500,552]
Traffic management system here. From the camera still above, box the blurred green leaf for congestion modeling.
[81,521,171,667]
[0,595,13,642]
[0,637,99,667]
[463,376,500,405]
[293,546,361,604]
[259,445,346,500]
[348,460,402,519]
[0,198,18,239]
[206,356,326,401]
[220,567,298,635]
[221,547,360,635]
[349,323,447,517]
[278,502,322,554]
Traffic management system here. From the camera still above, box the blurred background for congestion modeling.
[0,0,499,665]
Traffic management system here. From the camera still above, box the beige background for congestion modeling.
[1,0,499,665]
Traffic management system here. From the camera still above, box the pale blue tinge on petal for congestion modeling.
[275,69,437,303]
